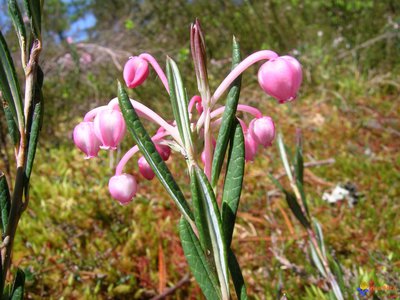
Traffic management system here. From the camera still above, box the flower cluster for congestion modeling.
[73,27,302,206]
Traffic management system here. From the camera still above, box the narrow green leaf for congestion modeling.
[270,174,310,228]
[221,120,244,247]
[117,82,194,222]
[0,173,11,235]
[190,170,213,255]
[277,134,294,183]
[313,219,326,259]
[285,191,311,229]
[3,105,20,145]
[8,0,27,60]
[194,166,229,298]
[294,134,304,185]
[228,249,248,300]
[294,133,310,217]
[211,37,242,188]
[329,256,346,297]
[179,218,221,299]
[23,0,41,38]
[0,30,23,129]
[166,58,193,152]
[25,101,42,181]
[309,241,327,277]
[10,268,25,300]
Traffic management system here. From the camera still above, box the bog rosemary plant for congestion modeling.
[0,0,44,298]
[73,20,302,299]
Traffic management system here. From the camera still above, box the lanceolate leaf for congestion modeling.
[117,82,194,223]
[23,0,42,38]
[0,30,23,129]
[190,170,213,255]
[166,58,193,152]
[285,191,310,229]
[8,0,27,61]
[0,173,11,234]
[221,120,244,247]
[179,218,221,300]
[309,241,327,277]
[3,105,19,146]
[194,166,229,298]
[10,268,25,300]
[211,37,242,188]
[25,101,42,181]
[228,249,248,300]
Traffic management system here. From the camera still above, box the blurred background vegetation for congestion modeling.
[0,0,399,299]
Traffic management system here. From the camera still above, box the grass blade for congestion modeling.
[211,37,242,188]
[228,249,248,300]
[194,166,229,299]
[117,82,194,223]
[221,119,244,247]
[166,57,193,152]
[179,218,221,299]
[0,173,11,235]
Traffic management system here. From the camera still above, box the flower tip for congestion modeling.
[123,56,149,88]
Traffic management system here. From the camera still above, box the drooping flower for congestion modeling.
[123,56,149,88]
[108,174,137,205]
[93,108,126,150]
[73,121,101,159]
[138,156,155,180]
[258,55,302,103]
[249,116,275,147]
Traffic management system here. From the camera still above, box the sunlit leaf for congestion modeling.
[221,120,244,247]
[194,166,229,298]
[179,218,221,300]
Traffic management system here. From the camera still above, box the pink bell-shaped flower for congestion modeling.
[156,144,171,161]
[94,108,126,150]
[123,56,149,88]
[108,173,137,205]
[258,55,302,103]
[73,121,101,159]
[138,156,155,180]
[244,132,258,162]
[249,116,275,147]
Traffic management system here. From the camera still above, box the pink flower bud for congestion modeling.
[245,132,258,162]
[109,174,137,205]
[123,56,149,88]
[138,156,155,180]
[73,121,101,159]
[195,101,203,114]
[249,116,275,147]
[258,55,302,103]
[156,144,171,161]
[94,108,126,150]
